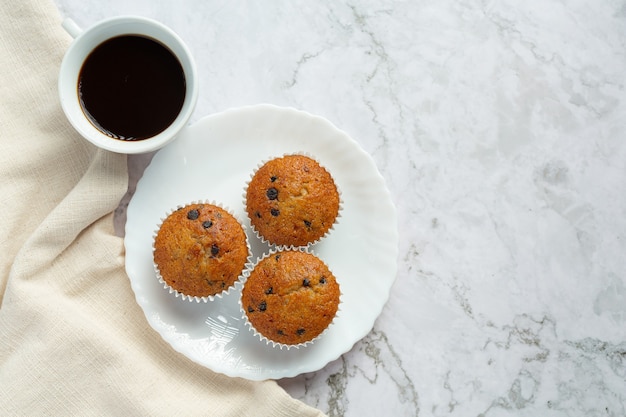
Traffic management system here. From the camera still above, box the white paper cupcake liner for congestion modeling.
[242,152,343,249]
[152,200,253,303]
[239,247,342,350]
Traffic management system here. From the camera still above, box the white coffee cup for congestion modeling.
[58,16,198,154]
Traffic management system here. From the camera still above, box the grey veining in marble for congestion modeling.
[54,1,626,416]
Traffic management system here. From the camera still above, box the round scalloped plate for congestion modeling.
[124,104,398,380]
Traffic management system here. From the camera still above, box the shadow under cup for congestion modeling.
[58,16,198,154]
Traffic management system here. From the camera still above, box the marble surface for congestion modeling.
[53,1,626,416]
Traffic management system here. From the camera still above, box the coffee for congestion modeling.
[78,35,186,141]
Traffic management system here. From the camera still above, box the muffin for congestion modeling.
[153,202,250,301]
[241,249,340,348]
[245,154,340,247]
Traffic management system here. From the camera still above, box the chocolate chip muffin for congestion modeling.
[153,203,250,301]
[241,249,340,347]
[245,154,340,247]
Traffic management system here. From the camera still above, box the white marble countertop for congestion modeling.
[53,1,626,416]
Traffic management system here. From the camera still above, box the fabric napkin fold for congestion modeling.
[0,1,325,415]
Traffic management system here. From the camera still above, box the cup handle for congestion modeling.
[62,18,83,39]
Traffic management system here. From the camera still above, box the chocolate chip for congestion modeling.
[248,306,255,313]
[266,187,278,200]
[211,244,219,256]
[187,209,199,220]
[275,254,281,261]
[296,328,306,335]
[265,287,273,295]
[255,211,262,218]
[319,276,326,284]
[270,176,277,182]
[277,330,284,335]
[304,220,312,228]
[202,220,213,228]
[303,278,310,287]
[259,301,267,311]
[270,208,280,217]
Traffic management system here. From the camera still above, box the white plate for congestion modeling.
[124,104,398,380]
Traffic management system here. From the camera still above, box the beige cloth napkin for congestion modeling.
[0,1,325,416]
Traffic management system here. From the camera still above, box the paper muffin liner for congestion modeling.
[242,152,343,249]
[152,200,253,303]
[238,247,342,350]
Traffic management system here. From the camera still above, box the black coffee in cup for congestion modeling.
[78,35,186,141]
